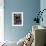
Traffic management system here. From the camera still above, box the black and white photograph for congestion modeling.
[12,12,23,26]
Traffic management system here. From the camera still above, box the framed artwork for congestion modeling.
[12,12,23,26]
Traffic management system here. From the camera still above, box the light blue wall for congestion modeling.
[40,0,46,27]
[4,0,40,42]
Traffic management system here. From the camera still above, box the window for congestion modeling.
[12,12,23,26]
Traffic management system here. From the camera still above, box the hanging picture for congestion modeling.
[12,12,23,26]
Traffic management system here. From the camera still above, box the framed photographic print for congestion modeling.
[12,12,23,26]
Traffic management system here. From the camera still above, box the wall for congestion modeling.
[0,0,4,41]
[4,0,40,42]
[40,0,46,27]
